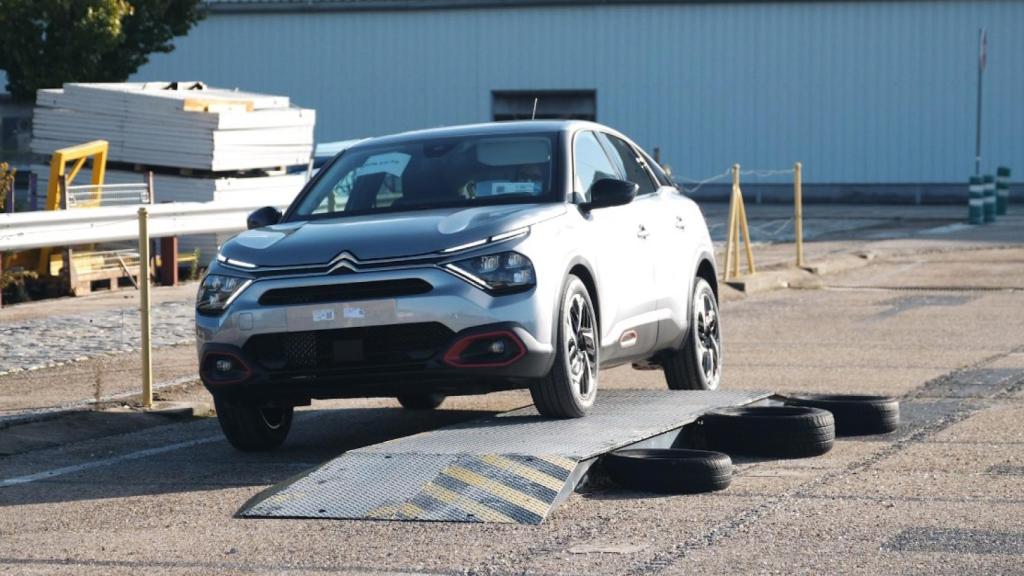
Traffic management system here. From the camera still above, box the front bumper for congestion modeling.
[195,265,558,401]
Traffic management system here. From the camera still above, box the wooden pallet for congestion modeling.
[51,249,141,296]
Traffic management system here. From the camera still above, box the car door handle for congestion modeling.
[637,224,649,239]
[674,216,686,230]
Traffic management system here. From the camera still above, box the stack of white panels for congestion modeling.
[33,167,306,263]
[31,82,315,172]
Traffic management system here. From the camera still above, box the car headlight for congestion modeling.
[196,274,251,314]
[446,251,535,294]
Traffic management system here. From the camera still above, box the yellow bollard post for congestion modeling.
[738,187,755,276]
[733,165,741,278]
[723,165,739,281]
[138,207,153,408]
[794,162,804,268]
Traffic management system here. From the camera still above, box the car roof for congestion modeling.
[314,139,366,158]
[348,120,613,149]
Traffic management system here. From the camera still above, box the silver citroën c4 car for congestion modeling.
[196,121,722,450]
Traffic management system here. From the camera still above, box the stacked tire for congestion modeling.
[701,406,835,458]
[602,449,733,494]
[782,394,899,436]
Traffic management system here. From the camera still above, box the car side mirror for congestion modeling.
[581,178,639,211]
[247,206,282,230]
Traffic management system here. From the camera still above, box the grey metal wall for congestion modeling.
[133,1,1024,186]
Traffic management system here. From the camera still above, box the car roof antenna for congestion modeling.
[531,97,538,120]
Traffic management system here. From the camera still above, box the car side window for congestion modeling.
[602,135,657,196]
[638,148,676,188]
[573,131,619,202]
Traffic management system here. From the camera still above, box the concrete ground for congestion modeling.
[1,204,1022,574]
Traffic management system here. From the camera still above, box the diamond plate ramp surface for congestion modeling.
[241,389,768,524]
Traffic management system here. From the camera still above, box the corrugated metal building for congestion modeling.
[125,1,1024,200]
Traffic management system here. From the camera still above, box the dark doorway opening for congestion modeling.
[492,90,596,122]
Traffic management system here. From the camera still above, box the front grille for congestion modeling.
[258,279,432,306]
[245,322,455,373]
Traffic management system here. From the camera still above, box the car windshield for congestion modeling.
[289,132,560,219]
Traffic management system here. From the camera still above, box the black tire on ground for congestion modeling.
[603,449,733,494]
[783,394,899,435]
[396,392,446,410]
[530,274,599,418]
[701,406,835,458]
[214,395,294,452]
[664,277,722,390]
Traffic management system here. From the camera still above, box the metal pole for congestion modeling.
[58,175,68,210]
[29,172,38,212]
[138,207,153,408]
[974,28,985,176]
[794,162,804,268]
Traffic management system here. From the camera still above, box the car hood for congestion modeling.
[220,203,566,267]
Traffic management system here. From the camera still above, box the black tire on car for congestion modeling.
[530,274,599,418]
[664,277,722,390]
[397,392,446,410]
[783,394,899,436]
[603,449,733,494]
[701,406,835,458]
[214,395,294,452]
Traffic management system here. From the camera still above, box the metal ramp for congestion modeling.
[240,389,769,525]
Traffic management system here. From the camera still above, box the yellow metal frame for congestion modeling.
[33,140,110,274]
[45,140,109,211]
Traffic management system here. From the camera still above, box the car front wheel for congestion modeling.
[664,277,722,390]
[214,395,294,452]
[530,275,599,418]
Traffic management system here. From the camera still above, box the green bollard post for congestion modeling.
[969,176,984,224]
[983,174,997,223]
[996,167,1010,215]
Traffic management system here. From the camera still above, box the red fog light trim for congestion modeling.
[201,351,252,385]
[443,330,526,368]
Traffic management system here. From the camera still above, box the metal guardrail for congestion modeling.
[0,201,274,251]
[66,183,152,207]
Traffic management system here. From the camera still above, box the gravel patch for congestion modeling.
[0,301,195,375]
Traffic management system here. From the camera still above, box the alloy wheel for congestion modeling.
[260,405,287,430]
[694,287,722,389]
[565,292,598,399]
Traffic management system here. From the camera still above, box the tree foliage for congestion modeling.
[0,1,205,101]
[0,162,14,210]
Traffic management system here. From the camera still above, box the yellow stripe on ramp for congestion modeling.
[534,454,577,472]
[366,503,400,519]
[479,454,567,492]
[366,502,424,520]
[441,466,551,517]
[419,483,516,524]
